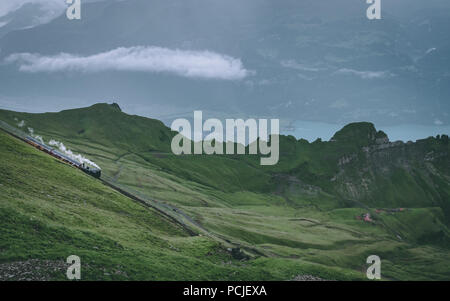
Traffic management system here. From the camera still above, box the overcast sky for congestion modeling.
[0,0,449,142]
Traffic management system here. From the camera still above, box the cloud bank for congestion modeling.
[334,68,393,80]
[280,60,322,72]
[5,46,250,80]
[0,0,65,18]
[0,20,9,28]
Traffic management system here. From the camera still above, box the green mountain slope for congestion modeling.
[0,129,307,280]
[2,103,448,212]
[0,103,175,153]
[1,104,450,280]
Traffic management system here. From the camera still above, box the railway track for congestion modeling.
[0,120,263,257]
[0,121,200,237]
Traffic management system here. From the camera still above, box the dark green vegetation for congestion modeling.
[1,103,449,280]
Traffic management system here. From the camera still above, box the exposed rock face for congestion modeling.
[276,123,449,218]
[110,103,122,112]
[338,154,357,166]
[331,130,449,213]
[291,274,326,281]
[331,122,389,147]
[0,259,68,281]
[375,136,389,145]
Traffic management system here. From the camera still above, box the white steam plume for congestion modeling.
[48,139,101,170]
[27,126,44,144]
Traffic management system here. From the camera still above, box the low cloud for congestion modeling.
[0,0,65,19]
[334,68,393,80]
[434,119,443,125]
[281,60,322,72]
[0,20,9,28]
[425,48,437,55]
[330,99,349,109]
[5,46,251,80]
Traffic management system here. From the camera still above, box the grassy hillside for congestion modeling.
[0,103,174,153]
[2,104,448,209]
[2,128,384,281]
[0,129,312,280]
[1,104,450,280]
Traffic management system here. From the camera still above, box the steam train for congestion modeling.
[24,136,101,178]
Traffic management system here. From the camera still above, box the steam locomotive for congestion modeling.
[24,136,101,178]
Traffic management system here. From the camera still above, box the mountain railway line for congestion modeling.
[0,121,201,237]
[0,120,287,259]
[0,121,101,178]
[0,120,256,254]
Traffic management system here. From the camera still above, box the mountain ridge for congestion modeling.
[1,103,450,280]
[1,103,448,221]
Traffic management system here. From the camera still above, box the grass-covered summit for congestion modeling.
[0,103,175,153]
[331,122,389,146]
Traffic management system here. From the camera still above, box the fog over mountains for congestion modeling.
[0,0,449,141]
